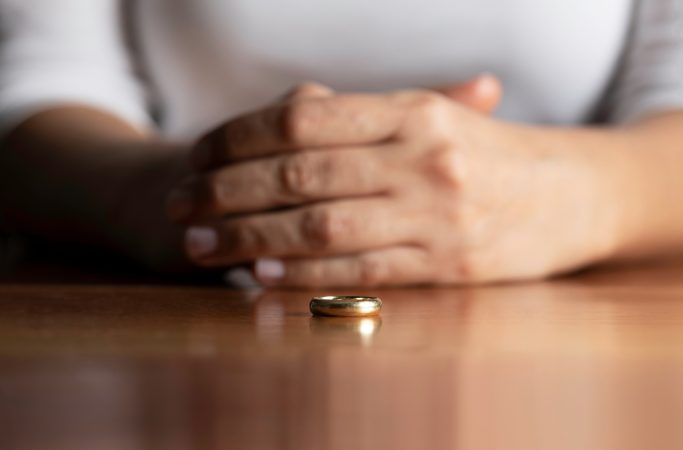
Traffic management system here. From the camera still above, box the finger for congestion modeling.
[184,198,414,266]
[192,83,334,170]
[191,94,407,170]
[251,246,432,288]
[433,74,503,115]
[168,144,398,222]
[280,81,334,102]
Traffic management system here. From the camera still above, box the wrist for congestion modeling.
[599,125,683,262]
[543,126,656,265]
[505,123,630,267]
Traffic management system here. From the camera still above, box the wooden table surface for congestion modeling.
[1,261,683,450]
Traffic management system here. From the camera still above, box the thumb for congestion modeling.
[281,81,335,102]
[433,74,503,115]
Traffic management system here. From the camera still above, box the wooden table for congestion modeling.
[1,261,683,450]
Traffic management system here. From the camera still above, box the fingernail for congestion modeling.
[255,258,285,282]
[191,141,212,169]
[224,267,262,289]
[185,227,218,258]
[166,188,193,221]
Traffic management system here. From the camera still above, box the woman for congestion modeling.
[0,0,682,287]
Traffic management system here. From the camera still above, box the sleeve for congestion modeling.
[0,0,152,136]
[608,0,683,123]
[607,0,683,124]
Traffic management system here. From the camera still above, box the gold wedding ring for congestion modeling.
[309,296,382,317]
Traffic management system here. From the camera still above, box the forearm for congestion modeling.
[511,112,683,263]
[0,106,189,263]
[608,113,683,260]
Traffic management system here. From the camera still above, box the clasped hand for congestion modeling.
[166,77,613,287]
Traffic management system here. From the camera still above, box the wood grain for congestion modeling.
[1,262,683,450]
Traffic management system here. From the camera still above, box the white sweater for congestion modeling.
[0,0,682,141]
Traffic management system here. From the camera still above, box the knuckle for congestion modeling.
[357,257,385,286]
[410,92,452,137]
[279,102,315,144]
[280,154,317,197]
[424,142,464,189]
[412,91,448,116]
[302,208,347,251]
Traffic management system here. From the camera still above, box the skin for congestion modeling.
[166,79,683,287]
[2,76,683,286]
[0,107,190,271]
[0,77,494,273]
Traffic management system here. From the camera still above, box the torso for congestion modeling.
[133,0,634,140]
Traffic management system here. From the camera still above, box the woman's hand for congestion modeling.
[166,78,617,287]
[0,105,196,272]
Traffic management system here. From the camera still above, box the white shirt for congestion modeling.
[0,0,682,142]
